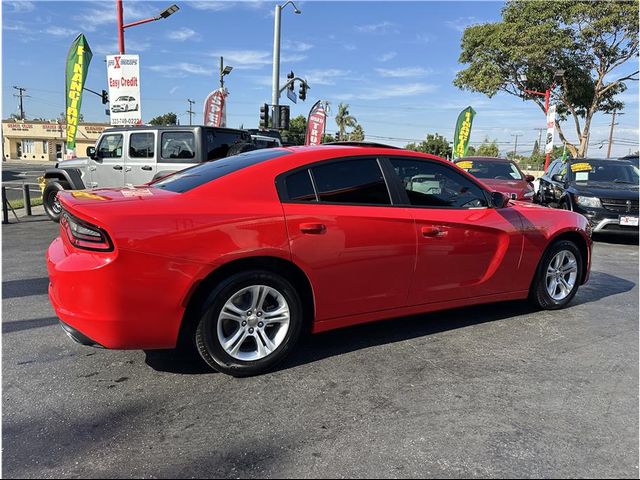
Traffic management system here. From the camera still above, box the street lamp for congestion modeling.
[518,69,564,170]
[117,0,179,54]
[271,1,301,128]
[220,57,233,89]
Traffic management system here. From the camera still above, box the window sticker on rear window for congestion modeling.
[575,172,589,181]
[457,161,473,169]
[571,162,592,173]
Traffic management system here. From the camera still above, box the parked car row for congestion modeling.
[453,155,638,236]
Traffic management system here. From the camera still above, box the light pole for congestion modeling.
[220,57,233,89]
[117,0,179,54]
[518,69,564,170]
[271,1,301,129]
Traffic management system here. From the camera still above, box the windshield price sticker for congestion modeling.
[620,216,639,227]
[457,161,473,170]
[571,162,593,173]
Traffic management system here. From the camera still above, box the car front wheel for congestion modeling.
[43,180,70,223]
[195,270,304,376]
[530,240,583,309]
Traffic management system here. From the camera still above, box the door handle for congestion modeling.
[421,226,444,237]
[125,166,132,172]
[113,165,123,170]
[141,165,152,171]
[299,223,326,235]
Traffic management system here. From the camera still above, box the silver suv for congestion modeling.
[42,125,251,221]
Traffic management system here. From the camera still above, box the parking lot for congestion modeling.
[2,215,638,478]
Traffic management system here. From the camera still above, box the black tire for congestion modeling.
[529,240,583,310]
[195,270,304,377]
[43,180,70,222]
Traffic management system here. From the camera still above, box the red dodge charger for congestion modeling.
[47,145,592,376]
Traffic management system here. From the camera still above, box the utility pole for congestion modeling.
[13,86,28,120]
[511,133,521,159]
[187,99,195,126]
[606,111,623,158]
[533,128,545,154]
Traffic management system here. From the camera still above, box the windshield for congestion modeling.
[456,160,523,180]
[152,148,291,193]
[116,96,128,101]
[567,161,639,184]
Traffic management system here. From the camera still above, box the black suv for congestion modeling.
[538,158,639,234]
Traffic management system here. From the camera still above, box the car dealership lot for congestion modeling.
[2,216,638,478]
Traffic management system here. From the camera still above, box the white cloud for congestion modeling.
[169,86,180,95]
[344,44,357,51]
[282,39,313,52]
[5,1,35,13]
[73,2,156,32]
[336,83,437,101]
[149,62,213,77]
[377,51,397,62]
[446,16,484,32]
[375,67,432,78]
[212,49,305,69]
[305,69,351,86]
[356,21,397,34]
[3,21,27,32]
[45,26,76,37]
[168,28,199,41]
[190,1,235,11]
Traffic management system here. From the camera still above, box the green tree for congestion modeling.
[475,138,500,157]
[349,124,365,142]
[405,133,452,158]
[454,0,639,158]
[281,115,307,145]
[335,103,357,140]
[322,133,335,143]
[58,111,84,123]
[149,112,178,125]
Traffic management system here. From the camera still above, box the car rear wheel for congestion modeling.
[195,270,304,376]
[43,180,70,223]
[529,240,582,309]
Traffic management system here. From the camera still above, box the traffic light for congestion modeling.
[287,71,294,92]
[259,103,269,128]
[279,105,290,130]
[101,89,109,104]
[334,131,340,141]
[298,82,307,101]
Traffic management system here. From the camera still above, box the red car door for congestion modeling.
[387,157,524,305]
[279,157,416,321]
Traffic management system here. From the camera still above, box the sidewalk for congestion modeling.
[3,204,46,224]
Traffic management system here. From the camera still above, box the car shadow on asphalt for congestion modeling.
[143,268,635,376]
[2,277,49,299]
[2,316,59,334]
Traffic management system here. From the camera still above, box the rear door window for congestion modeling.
[160,132,195,163]
[310,158,391,205]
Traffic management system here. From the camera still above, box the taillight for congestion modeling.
[60,211,113,251]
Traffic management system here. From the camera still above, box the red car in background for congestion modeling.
[454,157,536,202]
[47,145,591,376]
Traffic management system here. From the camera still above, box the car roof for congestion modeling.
[456,156,513,162]
[103,125,247,133]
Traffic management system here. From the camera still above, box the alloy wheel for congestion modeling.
[545,250,578,301]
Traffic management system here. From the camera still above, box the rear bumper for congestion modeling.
[47,236,201,350]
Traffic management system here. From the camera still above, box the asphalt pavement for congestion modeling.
[2,216,639,478]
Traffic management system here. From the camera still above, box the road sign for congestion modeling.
[287,87,297,104]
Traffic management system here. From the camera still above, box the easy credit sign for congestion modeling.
[106,54,142,126]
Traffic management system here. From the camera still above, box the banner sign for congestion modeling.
[545,104,557,154]
[203,88,227,127]
[453,106,476,159]
[305,100,327,146]
[106,54,142,126]
[65,34,92,152]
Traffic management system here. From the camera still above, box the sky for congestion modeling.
[2,0,639,157]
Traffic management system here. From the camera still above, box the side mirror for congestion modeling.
[86,146,96,159]
[525,174,535,183]
[491,191,508,208]
[551,174,564,183]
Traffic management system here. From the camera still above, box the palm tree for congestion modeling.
[335,103,357,141]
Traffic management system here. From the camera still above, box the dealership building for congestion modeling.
[2,120,109,162]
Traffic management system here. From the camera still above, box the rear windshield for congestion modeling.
[152,148,291,193]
